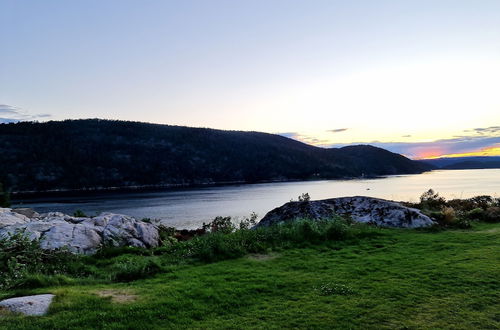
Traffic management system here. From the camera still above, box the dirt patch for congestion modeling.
[95,289,138,303]
[247,253,279,261]
[476,228,500,234]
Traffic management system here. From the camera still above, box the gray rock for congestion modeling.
[0,208,30,229]
[255,196,435,228]
[0,211,159,255]
[40,222,103,254]
[12,208,40,218]
[103,214,159,248]
[0,294,55,316]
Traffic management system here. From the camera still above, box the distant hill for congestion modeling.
[0,119,432,193]
[418,156,500,170]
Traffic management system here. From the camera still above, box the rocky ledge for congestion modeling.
[255,196,435,228]
[0,208,159,255]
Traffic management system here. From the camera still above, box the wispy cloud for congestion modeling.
[279,125,500,159]
[328,128,349,133]
[0,104,51,123]
[329,135,500,159]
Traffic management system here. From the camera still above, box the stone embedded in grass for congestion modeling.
[0,294,55,316]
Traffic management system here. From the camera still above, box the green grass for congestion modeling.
[1,222,499,329]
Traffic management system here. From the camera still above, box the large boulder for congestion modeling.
[255,196,435,228]
[0,208,30,229]
[0,210,160,255]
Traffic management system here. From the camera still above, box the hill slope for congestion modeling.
[418,156,500,170]
[0,119,431,192]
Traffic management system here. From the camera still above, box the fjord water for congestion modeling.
[13,169,500,229]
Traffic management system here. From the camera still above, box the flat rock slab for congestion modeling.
[0,294,55,316]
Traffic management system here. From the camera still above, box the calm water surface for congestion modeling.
[13,169,500,229]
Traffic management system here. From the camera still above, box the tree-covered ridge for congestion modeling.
[0,119,431,192]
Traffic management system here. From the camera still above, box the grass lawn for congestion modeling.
[1,223,499,329]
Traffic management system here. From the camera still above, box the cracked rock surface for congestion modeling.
[0,209,159,255]
[255,196,435,228]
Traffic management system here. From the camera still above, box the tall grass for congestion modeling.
[0,217,378,289]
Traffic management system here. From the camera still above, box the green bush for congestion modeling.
[0,231,79,289]
[467,208,485,221]
[73,210,88,218]
[484,207,500,223]
[419,189,446,210]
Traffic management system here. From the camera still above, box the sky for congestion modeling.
[1,0,499,159]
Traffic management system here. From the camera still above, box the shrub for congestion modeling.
[325,220,350,240]
[203,216,235,234]
[466,208,485,221]
[0,231,79,289]
[298,193,311,202]
[484,207,500,223]
[239,212,258,230]
[73,210,88,218]
[441,207,456,225]
[158,225,178,246]
[419,189,446,210]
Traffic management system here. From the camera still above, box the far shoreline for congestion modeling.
[11,168,492,203]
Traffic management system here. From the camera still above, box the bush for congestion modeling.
[73,210,88,218]
[466,208,485,221]
[419,189,446,210]
[0,231,79,289]
[298,193,311,202]
[325,220,350,240]
[484,207,500,223]
[203,216,235,234]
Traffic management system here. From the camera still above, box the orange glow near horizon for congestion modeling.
[418,144,500,159]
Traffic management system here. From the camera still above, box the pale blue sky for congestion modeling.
[1,0,500,157]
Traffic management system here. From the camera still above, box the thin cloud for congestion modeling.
[328,128,349,133]
[328,135,500,159]
[0,104,51,123]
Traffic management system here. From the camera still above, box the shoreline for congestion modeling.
[11,174,392,202]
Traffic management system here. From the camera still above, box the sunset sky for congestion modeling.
[1,0,499,159]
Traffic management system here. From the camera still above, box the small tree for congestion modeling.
[298,193,311,202]
[0,182,10,208]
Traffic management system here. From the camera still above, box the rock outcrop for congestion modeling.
[255,196,435,228]
[0,294,55,316]
[0,209,159,255]
[0,208,30,229]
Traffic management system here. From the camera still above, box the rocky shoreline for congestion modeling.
[0,196,436,256]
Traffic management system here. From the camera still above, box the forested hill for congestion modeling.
[0,119,432,193]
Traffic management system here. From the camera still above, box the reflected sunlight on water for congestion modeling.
[13,169,500,229]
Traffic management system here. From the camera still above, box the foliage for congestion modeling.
[107,257,163,282]
[419,189,446,210]
[0,231,79,290]
[0,119,430,192]
[238,212,258,230]
[1,222,499,329]
[73,210,88,218]
[298,192,311,202]
[203,216,235,234]
[0,182,10,207]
